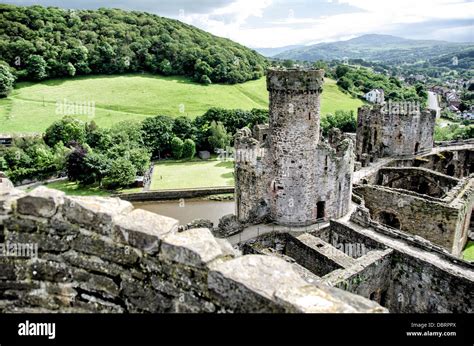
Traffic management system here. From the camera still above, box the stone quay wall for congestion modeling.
[0,177,385,313]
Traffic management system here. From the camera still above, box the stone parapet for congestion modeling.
[0,180,385,313]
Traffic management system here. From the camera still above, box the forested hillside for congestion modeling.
[0,4,267,84]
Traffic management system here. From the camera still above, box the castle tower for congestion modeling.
[267,68,325,226]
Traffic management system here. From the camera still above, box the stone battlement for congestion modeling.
[266,68,325,92]
[0,177,384,313]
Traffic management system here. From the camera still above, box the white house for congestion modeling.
[364,89,385,104]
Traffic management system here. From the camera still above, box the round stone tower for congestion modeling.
[267,68,325,226]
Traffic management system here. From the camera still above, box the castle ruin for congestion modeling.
[0,67,473,314]
[235,68,354,226]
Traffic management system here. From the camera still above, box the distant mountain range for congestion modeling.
[272,34,474,64]
[254,45,304,57]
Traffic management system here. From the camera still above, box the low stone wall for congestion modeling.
[0,178,384,313]
[117,187,235,202]
[434,139,474,147]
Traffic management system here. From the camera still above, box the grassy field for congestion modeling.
[27,180,142,196]
[150,158,234,190]
[463,240,474,262]
[0,73,364,133]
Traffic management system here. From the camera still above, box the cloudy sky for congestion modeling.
[4,0,474,47]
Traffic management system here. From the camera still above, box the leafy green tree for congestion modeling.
[110,121,143,146]
[3,147,31,170]
[159,59,173,75]
[44,116,86,147]
[128,147,150,175]
[66,144,89,183]
[208,121,230,151]
[103,158,137,189]
[84,151,110,186]
[282,59,294,68]
[337,77,353,91]
[182,138,196,160]
[86,126,112,151]
[66,62,76,77]
[172,116,196,141]
[335,65,350,79]
[26,55,47,80]
[0,63,15,97]
[141,115,174,158]
[321,110,356,135]
[171,137,184,159]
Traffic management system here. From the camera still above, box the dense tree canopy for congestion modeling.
[0,4,267,84]
[0,62,14,97]
[334,64,427,104]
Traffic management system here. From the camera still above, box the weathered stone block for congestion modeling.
[74,270,120,299]
[216,214,243,237]
[63,196,133,235]
[274,284,387,313]
[71,231,140,265]
[160,228,223,267]
[113,209,178,254]
[3,215,48,233]
[0,189,25,215]
[121,277,171,313]
[29,258,75,282]
[17,186,65,218]
[208,255,306,312]
[62,250,124,278]
[7,231,68,253]
[74,293,124,313]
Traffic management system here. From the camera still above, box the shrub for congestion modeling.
[182,139,196,160]
[171,137,184,159]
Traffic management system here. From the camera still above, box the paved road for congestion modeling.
[427,91,441,118]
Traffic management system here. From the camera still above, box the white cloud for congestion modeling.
[178,0,474,47]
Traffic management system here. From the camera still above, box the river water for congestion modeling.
[133,199,235,226]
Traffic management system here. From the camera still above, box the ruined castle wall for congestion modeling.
[314,140,354,219]
[325,221,474,312]
[375,167,460,198]
[234,128,270,224]
[387,149,474,178]
[285,235,345,277]
[353,185,460,253]
[356,106,384,163]
[0,182,385,313]
[313,221,387,254]
[325,249,393,306]
[387,251,474,313]
[356,106,436,164]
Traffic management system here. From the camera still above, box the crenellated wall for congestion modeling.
[0,177,385,313]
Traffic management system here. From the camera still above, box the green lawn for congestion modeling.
[0,73,364,133]
[28,180,142,197]
[463,241,474,262]
[150,159,234,190]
